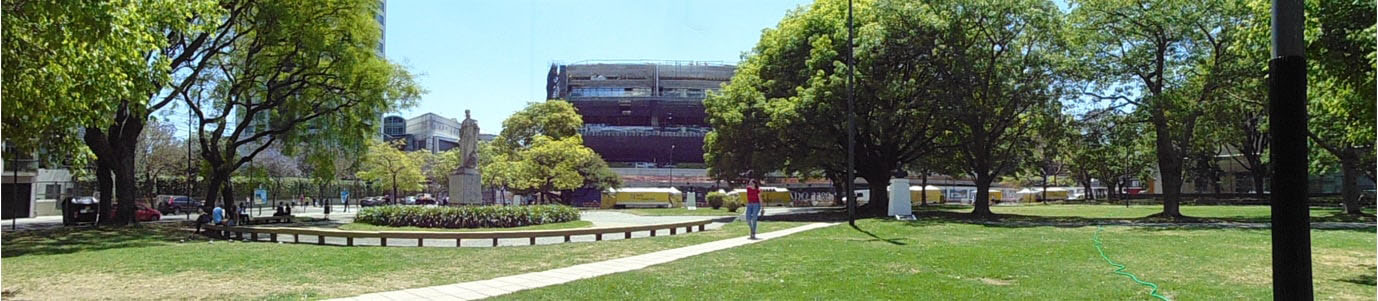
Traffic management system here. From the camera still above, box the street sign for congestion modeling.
[254,188,268,205]
[340,190,349,205]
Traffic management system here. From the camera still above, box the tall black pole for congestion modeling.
[1268,0,1312,299]
[845,0,856,225]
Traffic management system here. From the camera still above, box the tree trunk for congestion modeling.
[1082,177,1094,201]
[1040,174,1049,203]
[972,174,994,216]
[222,179,236,222]
[95,163,114,225]
[1340,151,1363,215]
[830,174,845,206]
[1155,153,1185,217]
[1252,172,1267,201]
[856,172,890,217]
[391,173,398,205]
[203,171,229,212]
[111,152,138,225]
[920,173,929,206]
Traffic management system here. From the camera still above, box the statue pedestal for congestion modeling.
[448,168,482,205]
[888,178,913,217]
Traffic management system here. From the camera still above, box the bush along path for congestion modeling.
[330,222,839,301]
[354,205,580,229]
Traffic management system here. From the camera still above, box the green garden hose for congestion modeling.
[1093,226,1170,301]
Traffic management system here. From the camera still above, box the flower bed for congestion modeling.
[354,205,580,229]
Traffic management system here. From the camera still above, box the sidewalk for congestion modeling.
[332,222,838,301]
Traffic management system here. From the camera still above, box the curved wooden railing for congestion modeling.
[204,219,716,247]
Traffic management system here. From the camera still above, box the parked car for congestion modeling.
[155,195,200,214]
[360,197,386,207]
[415,194,436,205]
[405,196,417,205]
[61,196,100,225]
[108,202,162,222]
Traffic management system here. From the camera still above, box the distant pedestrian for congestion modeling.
[746,179,763,239]
[343,198,349,212]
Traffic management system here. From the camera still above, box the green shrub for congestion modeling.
[724,195,743,212]
[706,192,726,209]
[354,205,580,229]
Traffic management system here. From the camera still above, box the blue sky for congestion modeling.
[384,0,811,133]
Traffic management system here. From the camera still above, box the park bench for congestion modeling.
[204,219,715,247]
[244,215,294,225]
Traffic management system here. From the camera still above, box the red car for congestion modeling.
[107,202,163,222]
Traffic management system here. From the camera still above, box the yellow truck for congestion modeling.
[727,187,792,206]
[601,187,683,209]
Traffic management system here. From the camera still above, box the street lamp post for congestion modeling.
[1268,0,1311,298]
[845,0,856,225]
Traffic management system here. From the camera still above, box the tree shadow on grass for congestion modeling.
[1338,274,1376,286]
[848,223,907,245]
[750,205,1374,233]
[2,223,206,257]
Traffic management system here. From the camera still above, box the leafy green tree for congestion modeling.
[419,149,464,195]
[483,100,620,204]
[357,140,423,202]
[1023,104,1073,202]
[705,0,953,216]
[1070,0,1255,218]
[493,100,582,151]
[183,0,422,213]
[3,0,224,224]
[926,0,1066,216]
[1305,0,1375,214]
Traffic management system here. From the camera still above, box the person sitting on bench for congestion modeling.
[195,208,212,233]
[273,202,288,217]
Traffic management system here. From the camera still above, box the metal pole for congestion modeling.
[845,0,856,225]
[1269,0,1311,299]
[187,105,195,217]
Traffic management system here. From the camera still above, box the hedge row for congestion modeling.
[354,205,580,229]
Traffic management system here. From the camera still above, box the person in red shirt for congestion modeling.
[745,179,763,239]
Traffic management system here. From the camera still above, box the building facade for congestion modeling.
[546,61,735,165]
[405,113,462,153]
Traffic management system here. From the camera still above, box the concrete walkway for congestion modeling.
[331,222,838,301]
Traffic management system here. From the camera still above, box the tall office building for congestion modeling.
[405,113,463,153]
[546,61,735,165]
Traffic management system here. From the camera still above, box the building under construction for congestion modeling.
[546,60,735,165]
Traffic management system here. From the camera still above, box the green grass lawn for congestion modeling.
[496,219,1377,300]
[0,221,803,300]
[919,204,1376,223]
[336,220,593,232]
[614,207,741,216]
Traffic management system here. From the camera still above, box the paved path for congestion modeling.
[0,206,356,232]
[331,222,837,301]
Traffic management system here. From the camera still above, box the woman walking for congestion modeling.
[746,179,763,239]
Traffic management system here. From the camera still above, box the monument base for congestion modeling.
[888,178,913,217]
[448,168,482,205]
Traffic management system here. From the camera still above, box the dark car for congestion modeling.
[156,195,201,214]
[61,196,100,225]
[360,197,386,207]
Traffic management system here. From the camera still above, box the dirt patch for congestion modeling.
[978,277,1014,286]
[7,271,318,300]
[883,262,921,275]
[1314,250,1371,267]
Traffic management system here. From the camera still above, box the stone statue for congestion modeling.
[449,109,483,205]
[458,110,480,170]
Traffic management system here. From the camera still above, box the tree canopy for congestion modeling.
[481,100,620,204]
